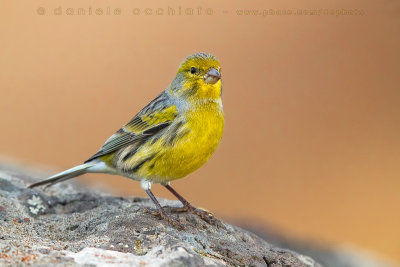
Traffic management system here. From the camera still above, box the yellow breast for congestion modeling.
[134,102,224,183]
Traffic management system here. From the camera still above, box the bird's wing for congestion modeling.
[85,92,177,163]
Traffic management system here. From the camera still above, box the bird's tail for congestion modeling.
[28,162,97,189]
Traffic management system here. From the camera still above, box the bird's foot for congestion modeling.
[183,205,217,225]
[160,212,185,230]
[146,209,185,230]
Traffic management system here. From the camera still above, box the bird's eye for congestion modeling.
[190,67,197,74]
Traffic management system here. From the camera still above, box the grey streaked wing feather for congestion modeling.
[137,91,171,116]
[85,91,174,163]
[84,131,142,163]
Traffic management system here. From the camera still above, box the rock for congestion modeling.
[0,162,319,266]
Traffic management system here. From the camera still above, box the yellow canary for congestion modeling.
[29,52,224,226]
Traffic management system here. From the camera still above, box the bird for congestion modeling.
[29,52,224,227]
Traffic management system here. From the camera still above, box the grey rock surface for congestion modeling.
[0,163,319,267]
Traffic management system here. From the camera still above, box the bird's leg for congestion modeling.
[163,184,216,224]
[144,188,183,229]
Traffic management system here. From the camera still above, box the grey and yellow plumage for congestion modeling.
[29,53,224,227]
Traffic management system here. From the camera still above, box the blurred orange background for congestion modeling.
[1,0,399,263]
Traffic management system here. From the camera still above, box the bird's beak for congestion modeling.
[204,68,221,84]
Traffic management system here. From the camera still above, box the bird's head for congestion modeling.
[170,53,222,102]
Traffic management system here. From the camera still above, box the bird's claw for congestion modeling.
[143,208,185,229]
[161,213,185,229]
[193,208,217,225]
[157,210,185,230]
[182,206,217,225]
